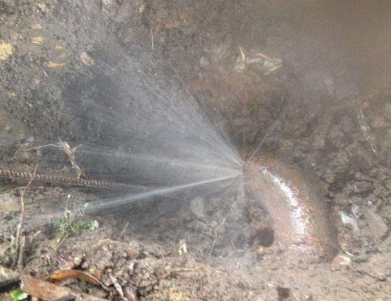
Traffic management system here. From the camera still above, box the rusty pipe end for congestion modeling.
[243,158,338,262]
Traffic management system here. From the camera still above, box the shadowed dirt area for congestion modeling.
[1,0,391,300]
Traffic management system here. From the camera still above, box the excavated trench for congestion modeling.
[1,0,391,300]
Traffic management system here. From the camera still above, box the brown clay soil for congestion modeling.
[1,1,391,300]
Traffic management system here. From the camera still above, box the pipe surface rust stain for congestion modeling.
[244,156,338,261]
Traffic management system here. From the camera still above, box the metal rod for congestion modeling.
[0,168,148,191]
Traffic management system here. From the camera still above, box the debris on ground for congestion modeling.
[234,47,282,76]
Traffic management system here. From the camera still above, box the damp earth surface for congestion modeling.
[1,1,391,300]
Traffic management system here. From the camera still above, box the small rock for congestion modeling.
[190,197,205,220]
[353,253,369,263]
[351,204,362,219]
[14,149,30,162]
[21,136,35,143]
[345,181,373,195]
[101,0,113,8]
[355,172,374,182]
[364,210,388,239]
[93,289,108,299]
[101,274,114,287]
[383,179,391,190]
[127,249,139,260]
[124,285,137,301]
[292,236,305,245]
[0,193,20,213]
[207,42,230,62]
[302,294,314,301]
[332,254,352,266]
[323,169,335,184]
[338,211,359,232]
[127,262,135,276]
[81,260,89,269]
[72,255,83,267]
[37,2,48,13]
[376,272,387,281]
[199,56,210,68]
[80,52,94,66]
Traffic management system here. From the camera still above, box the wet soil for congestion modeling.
[1,0,391,300]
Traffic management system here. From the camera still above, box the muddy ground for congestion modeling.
[1,0,391,300]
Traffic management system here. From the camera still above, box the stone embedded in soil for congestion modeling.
[338,211,359,232]
[364,210,389,239]
[0,193,20,213]
[204,41,231,63]
[322,169,335,184]
[355,172,374,182]
[384,179,391,190]
[332,254,352,266]
[353,253,369,263]
[344,181,373,195]
[13,149,30,162]
[200,56,210,68]
[190,197,206,220]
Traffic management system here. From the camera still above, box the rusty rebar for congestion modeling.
[0,168,145,191]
